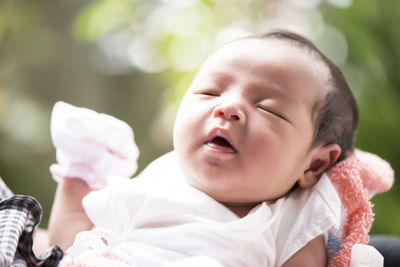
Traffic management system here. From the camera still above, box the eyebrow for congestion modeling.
[251,82,299,105]
[208,71,235,86]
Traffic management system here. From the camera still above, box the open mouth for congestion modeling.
[207,135,236,153]
[212,136,233,148]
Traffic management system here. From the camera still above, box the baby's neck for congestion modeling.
[225,203,259,218]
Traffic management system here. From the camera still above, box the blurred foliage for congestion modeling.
[320,0,400,235]
[0,0,399,237]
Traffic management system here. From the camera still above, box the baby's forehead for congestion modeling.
[239,37,324,65]
[196,38,330,113]
[206,39,329,89]
[210,38,327,73]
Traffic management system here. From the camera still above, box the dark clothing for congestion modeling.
[0,178,63,266]
[369,235,400,267]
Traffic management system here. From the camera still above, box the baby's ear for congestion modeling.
[298,144,341,189]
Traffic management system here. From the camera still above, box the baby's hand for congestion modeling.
[49,101,139,189]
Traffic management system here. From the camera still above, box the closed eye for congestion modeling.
[194,89,220,97]
[257,106,288,122]
[202,92,219,96]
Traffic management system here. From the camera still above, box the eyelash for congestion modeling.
[195,90,220,97]
[257,106,287,121]
[202,92,218,96]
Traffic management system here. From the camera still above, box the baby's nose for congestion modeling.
[213,105,246,125]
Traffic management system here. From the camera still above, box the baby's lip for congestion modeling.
[205,128,237,153]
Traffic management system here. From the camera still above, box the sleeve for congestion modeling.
[270,174,342,266]
[82,177,148,235]
[81,152,179,234]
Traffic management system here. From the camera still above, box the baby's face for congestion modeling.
[173,38,330,205]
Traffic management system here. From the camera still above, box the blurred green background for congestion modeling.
[0,0,399,236]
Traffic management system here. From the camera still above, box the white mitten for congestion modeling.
[350,244,383,267]
[49,101,139,189]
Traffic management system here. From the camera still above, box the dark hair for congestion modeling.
[247,30,358,164]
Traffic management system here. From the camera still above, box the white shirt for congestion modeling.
[61,151,342,267]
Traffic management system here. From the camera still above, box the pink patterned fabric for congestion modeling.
[327,149,394,267]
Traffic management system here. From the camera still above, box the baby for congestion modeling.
[47,30,359,266]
